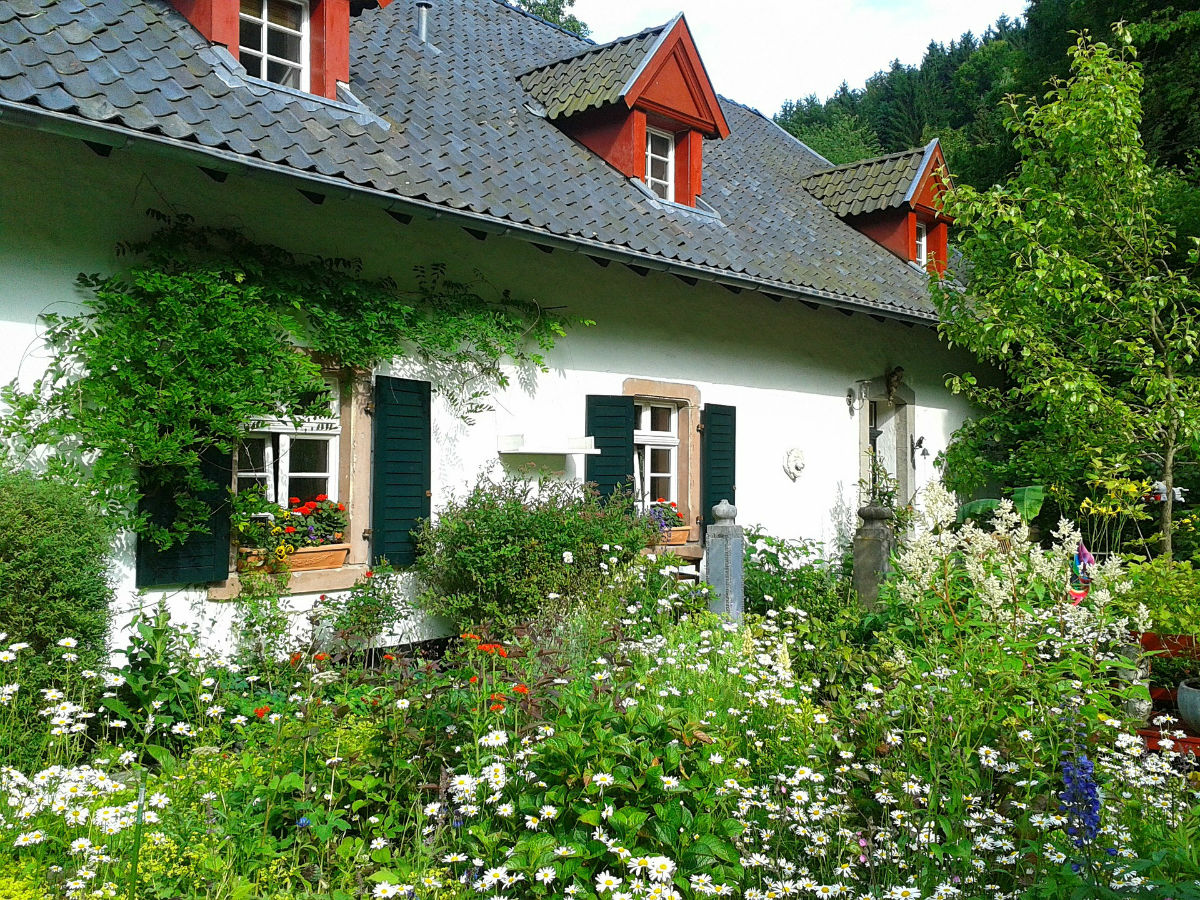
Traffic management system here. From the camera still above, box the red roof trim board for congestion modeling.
[622,15,730,140]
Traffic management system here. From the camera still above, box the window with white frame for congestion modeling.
[632,402,679,506]
[915,222,928,267]
[645,128,675,202]
[237,381,340,505]
[239,0,308,91]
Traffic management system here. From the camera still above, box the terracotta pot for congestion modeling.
[238,543,350,573]
[1150,686,1179,704]
[1179,679,1200,733]
[655,526,690,546]
[1140,632,1200,657]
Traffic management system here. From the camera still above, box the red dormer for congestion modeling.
[519,15,730,208]
[802,140,952,275]
[168,0,392,100]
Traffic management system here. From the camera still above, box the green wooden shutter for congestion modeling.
[136,449,233,588]
[585,395,635,498]
[371,376,431,567]
[701,403,736,530]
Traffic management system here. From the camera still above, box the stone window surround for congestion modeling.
[209,368,374,601]
[622,378,701,544]
[857,376,916,507]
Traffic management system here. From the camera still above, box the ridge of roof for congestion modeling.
[903,138,941,205]
[488,0,595,47]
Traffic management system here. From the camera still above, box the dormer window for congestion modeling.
[645,128,675,202]
[239,0,308,90]
[518,14,730,209]
[915,222,928,268]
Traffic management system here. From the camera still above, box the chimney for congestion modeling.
[416,0,432,43]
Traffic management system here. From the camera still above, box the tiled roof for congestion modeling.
[802,144,932,218]
[0,0,938,320]
[518,20,670,121]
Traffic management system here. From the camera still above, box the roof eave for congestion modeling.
[0,100,936,326]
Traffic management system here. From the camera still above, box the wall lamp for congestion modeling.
[846,380,872,416]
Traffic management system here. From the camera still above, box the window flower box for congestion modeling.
[238,542,350,573]
[656,526,691,546]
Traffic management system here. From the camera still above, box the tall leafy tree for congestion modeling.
[516,0,589,37]
[934,31,1200,557]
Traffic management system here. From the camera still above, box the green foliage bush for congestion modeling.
[743,527,847,619]
[414,475,653,633]
[0,470,114,663]
[1119,557,1200,635]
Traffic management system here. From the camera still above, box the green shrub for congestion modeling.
[413,475,653,633]
[0,470,115,766]
[1119,557,1200,635]
[743,527,849,619]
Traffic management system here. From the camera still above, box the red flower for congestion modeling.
[288,497,300,505]
[337,503,346,511]
[489,692,506,701]
[284,526,296,534]
[254,705,270,719]
[304,501,317,509]
[365,570,374,578]
[489,703,505,712]
[314,652,329,662]
[382,653,395,662]
[316,494,329,502]
[289,652,303,667]
[513,683,530,695]
[469,675,479,684]
[670,501,677,507]
[299,508,311,516]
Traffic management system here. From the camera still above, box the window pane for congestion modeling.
[266,59,302,87]
[266,0,303,30]
[288,438,329,474]
[267,27,302,62]
[650,132,671,156]
[238,438,267,472]
[649,406,672,432]
[650,181,669,200]
[241,50,264,77]
[288,477,329,505]
[237,475,268,492]
[240,0,263,17]
[650,157,668,182]
[650,448,671,474]
[239,20,262,51]
[650,476,671,502]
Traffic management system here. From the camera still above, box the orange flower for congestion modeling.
[314,652,329,662]
[254,705,270,719]
[489,692,506,701]
[289,652,303,667]
[382,653,395,662]
[489,703,505,712]
[461,632,481,641]
[513,683,530,695]
[469,675,479,684]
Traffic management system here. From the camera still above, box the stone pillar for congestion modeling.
[705,499,744,621]
[852,505,895,611]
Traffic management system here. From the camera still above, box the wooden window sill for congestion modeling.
[207,563,370,601]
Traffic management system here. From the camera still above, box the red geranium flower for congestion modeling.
[315,494,329,502]
[337,503,345,511]
[365,570,374,578]
[288,497,300,505]
[284,526,296,533]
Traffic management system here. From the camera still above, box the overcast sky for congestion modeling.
[569,0,1029,117]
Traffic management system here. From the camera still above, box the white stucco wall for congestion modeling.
[0,126,977,651]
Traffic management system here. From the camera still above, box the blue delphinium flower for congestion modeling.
[1059,754,1101,847]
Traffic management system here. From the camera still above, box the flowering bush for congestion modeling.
[414,475,654,634]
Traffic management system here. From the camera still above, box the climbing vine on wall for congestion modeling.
[1,211,582,547]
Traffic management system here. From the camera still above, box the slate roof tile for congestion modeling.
[0,0,936,319]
